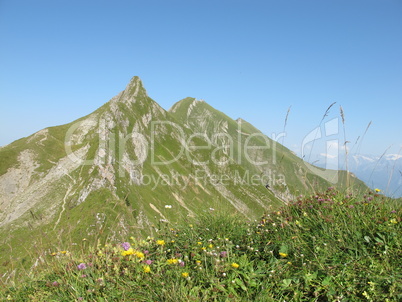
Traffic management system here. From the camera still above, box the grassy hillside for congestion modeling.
[169,97,367,196]
[0,77,370,290]
[0,77,285,279]
[1,188,400,301]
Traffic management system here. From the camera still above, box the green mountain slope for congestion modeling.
[0,77,367,278]
[169,97,365,197]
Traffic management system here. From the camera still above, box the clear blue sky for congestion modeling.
[1,0,401,160]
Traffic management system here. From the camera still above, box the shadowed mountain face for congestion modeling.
[0,76,366,273]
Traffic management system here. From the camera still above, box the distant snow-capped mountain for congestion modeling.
[349,154,402,197]
[313,153,402,198]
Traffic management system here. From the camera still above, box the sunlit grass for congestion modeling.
[1,188,401,301]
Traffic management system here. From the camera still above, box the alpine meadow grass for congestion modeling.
[1,188,401,301]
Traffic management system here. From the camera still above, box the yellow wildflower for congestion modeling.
[279,252,288,258]
[135,251,145,259]
[390,218,398,224]
[127,248,135,255]
[167,258,178,265]
[231,262,240,268]
[156,240,165,246]
[196,260,201,265]
[375,188,381,193]
[60,251,67,254]
[208,244,213,249]
[181,272,189,278]
[143,265,151,273]
[197,241,202,245]
[121,248,135,256]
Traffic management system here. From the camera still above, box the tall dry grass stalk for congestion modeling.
[282,105,292,145]
[339,106,350,189]
[279,106,292,164]
[369,146,391,188]
[387,147,402,196]
[355,121,372,155]
[307,102,336,163]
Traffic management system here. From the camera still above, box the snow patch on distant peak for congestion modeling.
[385,154,402,161]
[320,153,337,159]
[352,155,376,163]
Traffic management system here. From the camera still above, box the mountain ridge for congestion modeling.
[0,76,368,277]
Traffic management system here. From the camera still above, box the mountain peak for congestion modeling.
[115,76,147,106]
[125,76,142,89]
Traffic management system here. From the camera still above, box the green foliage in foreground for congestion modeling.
[1,189,401,301]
